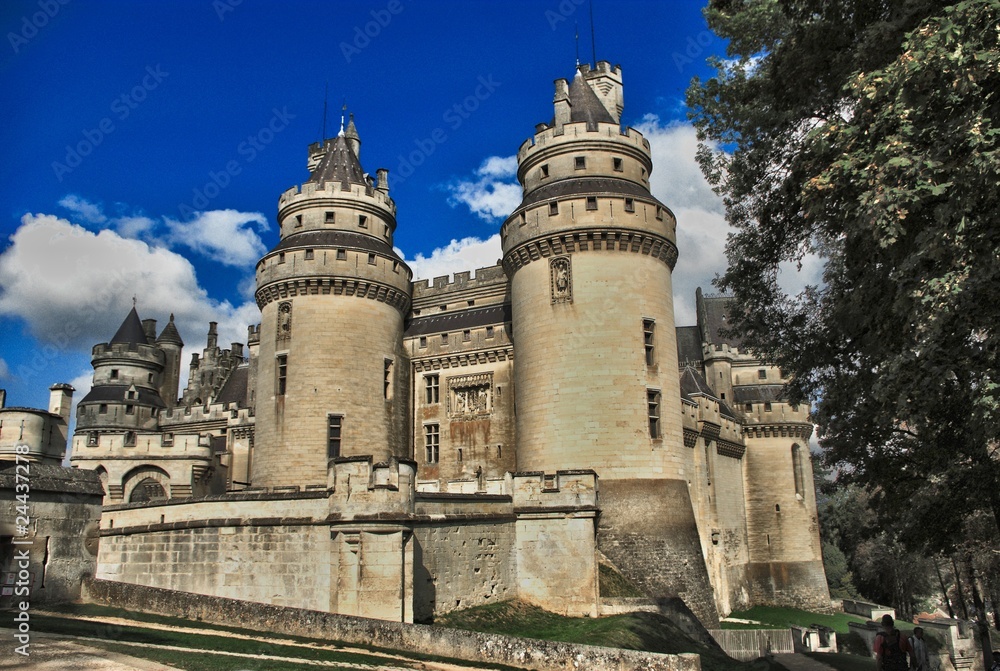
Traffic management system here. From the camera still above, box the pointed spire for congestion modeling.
[156,312,184,346]
[110,306,148,346]
[338,103,346,137]
[344,112,360,159]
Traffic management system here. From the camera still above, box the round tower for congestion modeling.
[76,307,168,434]
[251,117,412,489]
[502,62,683,480]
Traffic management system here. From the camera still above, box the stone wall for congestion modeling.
[0,462,103,606]
[84,578,701,671]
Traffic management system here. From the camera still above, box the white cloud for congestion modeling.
[0,214,258,355]
[0,358,9,380]
[165,210,270,267]
[444,156,522,222]
[113,215,158,239]
[58,195,107,224]
[399,234,503,282]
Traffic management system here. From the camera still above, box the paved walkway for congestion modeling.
[0,631,183,671]
[773,653,838,671]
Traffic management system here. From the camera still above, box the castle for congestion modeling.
[18,60,829,626]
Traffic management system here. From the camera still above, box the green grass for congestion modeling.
[598,563,645,598]
[433,600,790,671]
[723,606,879,634]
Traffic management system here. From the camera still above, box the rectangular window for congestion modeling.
[336,249,346,260]
[368,253,376,265]
[586,196,597,211]
[424,424,440,463]
[87,432,99,447]
[574,156,586,169]
[425,374,439,404]
[643,319,655,366]
[99,404,108,414]
[624,198,635,212]
[540,164,549,178]
[463,330,471,342]
[110,369,119,379]
[125,405,135,415]
[419,336,427,348]
[384,359,393,400]
[647,389,661,439]
[486,326,494,339]
[358,215,368,228]
[764,402,773,412]
[124,431,136,447]
[548,201,559,216]
[162,433,174,446]
[457,448,463,462]
[655,207,664,221]
[327,415,342,459]
[613,157,624,172]
[441,333,449,345]
[758,369,767,379]
[295,214,302,228]
[276,354,288,396]
[278,252,286,263]
[745,402,753,412]
[304,249,314,260]
[325,211,335,222]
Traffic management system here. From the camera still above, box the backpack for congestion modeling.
[880,629,908,671]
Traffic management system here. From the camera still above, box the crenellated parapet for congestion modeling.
[511,470,598,511]
[278,180,395,214]
[328,456,416,515]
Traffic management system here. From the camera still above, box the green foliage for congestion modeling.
[823,541,860,599]
[688,0,1000,552]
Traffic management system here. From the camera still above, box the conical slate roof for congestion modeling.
[156,313,184,346]
[109,307,148,346]
[306,135,366,187]
[568,72,615,126]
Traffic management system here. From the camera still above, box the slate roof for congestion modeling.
[215,364,249,407]
[679,365,737,419]
[732,385,788,404]
[697,291,741,348]
[110,307,149,346]
[406,304,510,338]
[0,461,104,496]
[270,230,404,263]
[79,384,167,408]
[306,135,367,187]
[567,72,616,127]
[516,176,662,211]
[156,314,184,346]
[675,325,702,367]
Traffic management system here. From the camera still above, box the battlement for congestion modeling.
[278,179,396,214]
[411,264,507,298]
[328,456,416,514]
[71,429,214,458]
[247,324,260,345]
[92,341,166,364]
[578,60,622,78]
[511,470,598,509]
[160,400,254,427]
[517,122,650,163]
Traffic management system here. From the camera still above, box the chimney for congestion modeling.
[190,353,200,369]
[232,343,245,359]
[207,322,218,349]
[48,383,75,422]
[141,318,157,342]
[0,389,6,409]
[553,78,571,127]
[376,168,389,193]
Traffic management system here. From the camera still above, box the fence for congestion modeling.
[708,629,794,662]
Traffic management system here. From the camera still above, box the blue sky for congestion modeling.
[1,0,788,418]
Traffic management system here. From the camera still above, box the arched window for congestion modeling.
[791,444,805,498]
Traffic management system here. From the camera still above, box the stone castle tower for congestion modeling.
[251,115,413,488]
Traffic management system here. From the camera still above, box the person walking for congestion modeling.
[909,627,929,671]
[873,614,911,671]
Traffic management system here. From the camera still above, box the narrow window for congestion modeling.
[276,354,288,396]
[424,424,440,463]
[99,404,108,414]
[295,214,302,228]
[368,253,376,265]
[519,212,526,226]
[425,374,439,404]
[325,211,335,222]
[305,249,314,260]
[336,249,346,260]
[745,402,753,412]
[384,359,393,400]
[124,431,136,447]
[419,336,427,348]
[110,369,119,379]
[574,156,586,169]
[540,164,549,178]
[441,333,449,345]
[613,157,623,171]
[457,448,463,462]
[486,326,494,339]
[758,369,767,379]
[467,299,475,306]
[327,415,342,459]
[641,167,648,181]
[764,402,772,412]
[125,405,135,415]
[162,433,173,446]
[358,215,368,228]
[463,330,471,342]
[647,390,661,439]
[278,252,286,264]
[792,444,805,497]
[392,261,399,273]
[147,373,154,383]
[87,432,99,447]
[548,201,559,216]
[586,196,597,211]
[624,198,635,213]
[643,319,655,366]
[655,207,664,221]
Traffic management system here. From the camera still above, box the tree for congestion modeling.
[688,2,999,664]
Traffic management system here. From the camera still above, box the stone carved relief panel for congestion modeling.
[550,256,572,304]
[447,372,493,418]
[276,301,292,344]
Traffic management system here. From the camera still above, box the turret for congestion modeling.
[155,313,184,408]
[252,113,412,489]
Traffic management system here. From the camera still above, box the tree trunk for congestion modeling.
[935,558,955,618]
[965,556,994,671]
[953,555,970,619]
